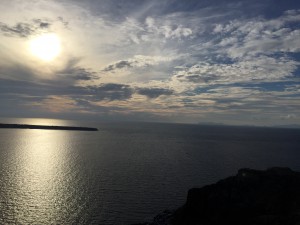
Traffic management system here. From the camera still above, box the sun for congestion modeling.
[29,33,61,61]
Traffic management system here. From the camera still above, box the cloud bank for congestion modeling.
[0,0,299,125]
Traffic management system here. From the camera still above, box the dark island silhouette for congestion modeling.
[0,123,98,131]
[134,167,300,225]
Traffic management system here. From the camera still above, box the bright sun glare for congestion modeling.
[29,33,61,61]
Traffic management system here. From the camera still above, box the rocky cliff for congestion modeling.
[135,167,300,225]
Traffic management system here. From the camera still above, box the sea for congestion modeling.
[0,118,299,225]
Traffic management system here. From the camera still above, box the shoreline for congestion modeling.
[0,123,98,131]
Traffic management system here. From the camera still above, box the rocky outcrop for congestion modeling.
[135,167,300,225]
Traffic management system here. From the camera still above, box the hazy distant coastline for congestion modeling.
[0,123,98,131]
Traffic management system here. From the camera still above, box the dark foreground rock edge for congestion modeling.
[133,167,300,225]
[0,123,98,131]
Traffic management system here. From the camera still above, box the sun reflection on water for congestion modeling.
[10,129,72,224]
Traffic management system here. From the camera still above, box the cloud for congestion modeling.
[211,10,300,58]
[0,19,51,38]
[280,114,297,120]
[88,83,134,101]
[102,55,177,72]
[0,77,137,117]
[173,55,299,87]
[0,0,299,125]
[32,95,78,113]
[0,53,97,83]
[67,68,96,81]
[102,60,134,72]
[145,16,193,39]
[56,58,97,81]
[57,17,69,28]
[136,87,174,98]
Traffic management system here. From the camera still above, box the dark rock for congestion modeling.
[0,123,98,131]
[138,167,300,225]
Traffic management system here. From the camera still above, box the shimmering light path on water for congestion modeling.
[0,118,299,224]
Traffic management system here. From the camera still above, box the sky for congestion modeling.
[0,0,300,126]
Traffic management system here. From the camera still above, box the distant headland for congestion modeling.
[0,123,98,131]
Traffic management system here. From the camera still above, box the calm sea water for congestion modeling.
[0,118,300,224]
